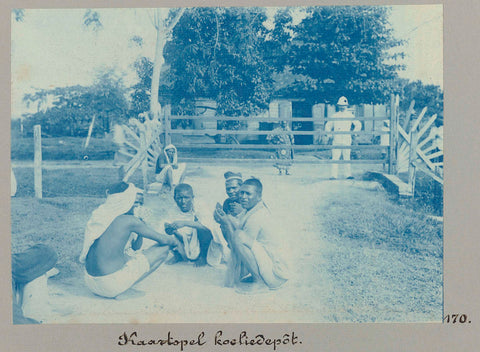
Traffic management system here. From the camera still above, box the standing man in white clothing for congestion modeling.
[324,96,362,179]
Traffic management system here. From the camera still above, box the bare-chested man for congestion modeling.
[79,182,183,298]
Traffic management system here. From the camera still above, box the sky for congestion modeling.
[11,5,443,118]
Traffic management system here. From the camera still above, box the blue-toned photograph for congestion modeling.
[11,5,443,324]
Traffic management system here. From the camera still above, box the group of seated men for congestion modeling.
[78,171,289,298]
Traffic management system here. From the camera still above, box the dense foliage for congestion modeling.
[19,6,444,135]
[156,6,404,113]
[397,79,444,119]
[269,6,404,105]
[22,68,129,137]
[163,7,275,116]
[129,57,154,118]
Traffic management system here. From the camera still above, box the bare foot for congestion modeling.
[194,257,208,267]
[235,282,270,295]
[166,252,183,265]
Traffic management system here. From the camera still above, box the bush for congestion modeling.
[413,171,443,216]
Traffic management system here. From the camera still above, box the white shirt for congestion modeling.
[325,109,362,145]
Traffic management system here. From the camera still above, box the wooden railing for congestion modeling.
[161,113,395,167]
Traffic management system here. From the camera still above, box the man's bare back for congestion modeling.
[86,215,141,276]
[86,214,184,276]
[80,182,186,298]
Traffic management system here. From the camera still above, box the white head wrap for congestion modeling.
[163,144,178,165]
[79,183,143,263]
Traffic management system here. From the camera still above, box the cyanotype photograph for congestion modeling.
[11,5,443,324]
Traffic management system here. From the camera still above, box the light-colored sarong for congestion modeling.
[84,252,150,298]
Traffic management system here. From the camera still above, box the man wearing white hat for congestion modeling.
[325,96,362,179]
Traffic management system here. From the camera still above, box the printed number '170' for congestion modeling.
[443,314,470,324]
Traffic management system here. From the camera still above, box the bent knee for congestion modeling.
[231,233,253,251]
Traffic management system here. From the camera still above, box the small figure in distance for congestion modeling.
[325,96,362,180]
[267,121,294,175]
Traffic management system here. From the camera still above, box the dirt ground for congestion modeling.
[11,161,443,323]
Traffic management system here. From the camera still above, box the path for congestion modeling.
[42,162,381,324]
[13,160,388,323]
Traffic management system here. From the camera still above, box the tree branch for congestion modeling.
[166,7,186,32]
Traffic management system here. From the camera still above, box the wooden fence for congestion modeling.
[28,95,444,198]
[160,94,398,171]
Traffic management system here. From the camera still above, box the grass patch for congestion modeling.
[412,171,443,216]
[13,167,148,198]
[11,197,103,284]
[318,185,443,322]
[12,137,117,161]
[320,187,443,258]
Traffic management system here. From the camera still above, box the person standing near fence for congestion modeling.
[267,121,295,175]
[325,96,362,180]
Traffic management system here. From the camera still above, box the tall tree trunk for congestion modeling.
[149,8,185,120]
[149,27,166,120]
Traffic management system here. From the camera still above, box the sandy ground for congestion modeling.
[34,162,384,324]
[14,161,441,323]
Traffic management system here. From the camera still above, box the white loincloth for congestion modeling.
[84,251,150,298]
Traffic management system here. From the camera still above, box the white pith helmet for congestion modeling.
[336,96,349,106]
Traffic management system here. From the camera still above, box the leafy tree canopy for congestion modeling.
[22,67,129,136]
[269,6,405,105]
[395,79,444,119]
[163,7,275,116]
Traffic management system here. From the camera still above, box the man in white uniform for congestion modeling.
[325,96,362,179]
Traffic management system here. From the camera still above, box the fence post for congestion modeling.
[163,104,172,147]
[408,127,419,196]
[312,103,325,144]
[34,125,42,199]
[84,114,96,149]
[388,94,398,174]
[403,100,415,131]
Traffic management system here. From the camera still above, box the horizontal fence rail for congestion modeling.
[174,144,388,150]
[168,115,391,122]
[177,157,386,164]
[165,129,390,136]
